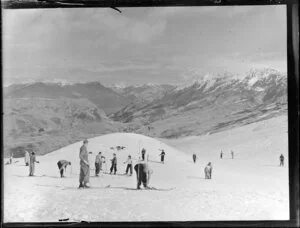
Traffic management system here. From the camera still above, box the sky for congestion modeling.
[2,5,287,86]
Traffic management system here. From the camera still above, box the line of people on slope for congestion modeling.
[220,150,235,159]
[78,139,155,189]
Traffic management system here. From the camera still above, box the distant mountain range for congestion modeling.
[3,68,287,157]
[4,82,131,115]
[111,68,287,138]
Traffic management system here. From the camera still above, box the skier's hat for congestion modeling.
[83,139,88,143]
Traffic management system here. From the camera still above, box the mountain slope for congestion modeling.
[3,98,123,157]
[111,69,287,138]
[109,83,176,102]
[4,82,131,115]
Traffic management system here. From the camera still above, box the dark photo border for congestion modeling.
[1,0,299,227]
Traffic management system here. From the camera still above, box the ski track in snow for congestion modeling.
[4,115,289,222]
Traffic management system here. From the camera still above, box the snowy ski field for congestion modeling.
[4,115,289,222]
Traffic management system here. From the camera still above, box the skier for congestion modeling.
[24,151,30,166]
[231,150,234,159]
[95,152,102,176]
[141,148,146,161]
[29,152,39,176]
[159,150,166,164]
[101,155,106,172]
[220,150,223,159]
[79,139,90,188]
[110,153,117,175]
[193,154,197,163]
[57,160,71,178]
[134,162,153,189]
[279,154,284,167]
[124,155,133,176]
[204,162,213,179]
[9,153,14,164]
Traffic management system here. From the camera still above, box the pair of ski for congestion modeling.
[75,185,175,191]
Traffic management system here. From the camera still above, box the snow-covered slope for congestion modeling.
[4,115,288,222]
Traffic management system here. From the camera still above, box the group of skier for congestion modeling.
[76,140,162,189]
[220,150,234,159]
[14,138,286,189]
[192,154,212,179]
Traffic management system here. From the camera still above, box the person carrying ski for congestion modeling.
[159,150,166,164]
[193,154,197,163]
[124,155,133,175]
[134,162,153,189]
[25,151,30,166]
[95,152,102,176]
[279,154,284,166]
[57,160,71,178]
[79,139,90,188]
[204,162,213,179]
[29,152,39,176]
[110,153,117,175]
[141,148,146,161]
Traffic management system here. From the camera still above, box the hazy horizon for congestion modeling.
[3,6,287,86]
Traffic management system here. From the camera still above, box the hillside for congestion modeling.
[111,68,287,138]
[4,115,288,221]
[3,98,124,158]
[109,83,176,102]
[4,82,131,115]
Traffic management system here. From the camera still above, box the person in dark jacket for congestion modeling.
[95,152,102,176]
[279,154,284,166]
[159,150,166,163]
[193,154,197,163]
[124,155,133,175]
[220,150,223,159]
[134,162,153,189]
[57,160,71,178]
[79,139,90,188]
[29,152,39,176]
[204,162,212,179]
[110,153,117,175]
[141,148,146,161]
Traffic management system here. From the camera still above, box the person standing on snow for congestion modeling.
[279,154,284,167]
[95,152,102,176]
[29,152,39,176]
[204,162,213,179]
[159,150,166,164]
[57,160,71,178]
[193,154,197,163]
[231,150,234,159]
[141,148,146,161]
[79,139,90,188]
[24,151,30,166]
[110,153,117,175]
[220,150,223,159]
[124,155,133,175]
[134,162,153,189]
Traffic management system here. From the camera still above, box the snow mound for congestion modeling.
[41,133,188,185]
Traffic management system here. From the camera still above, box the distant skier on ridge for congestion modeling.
[279,154,284,167]
[159,149,166,164]
[193,154,197,163]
